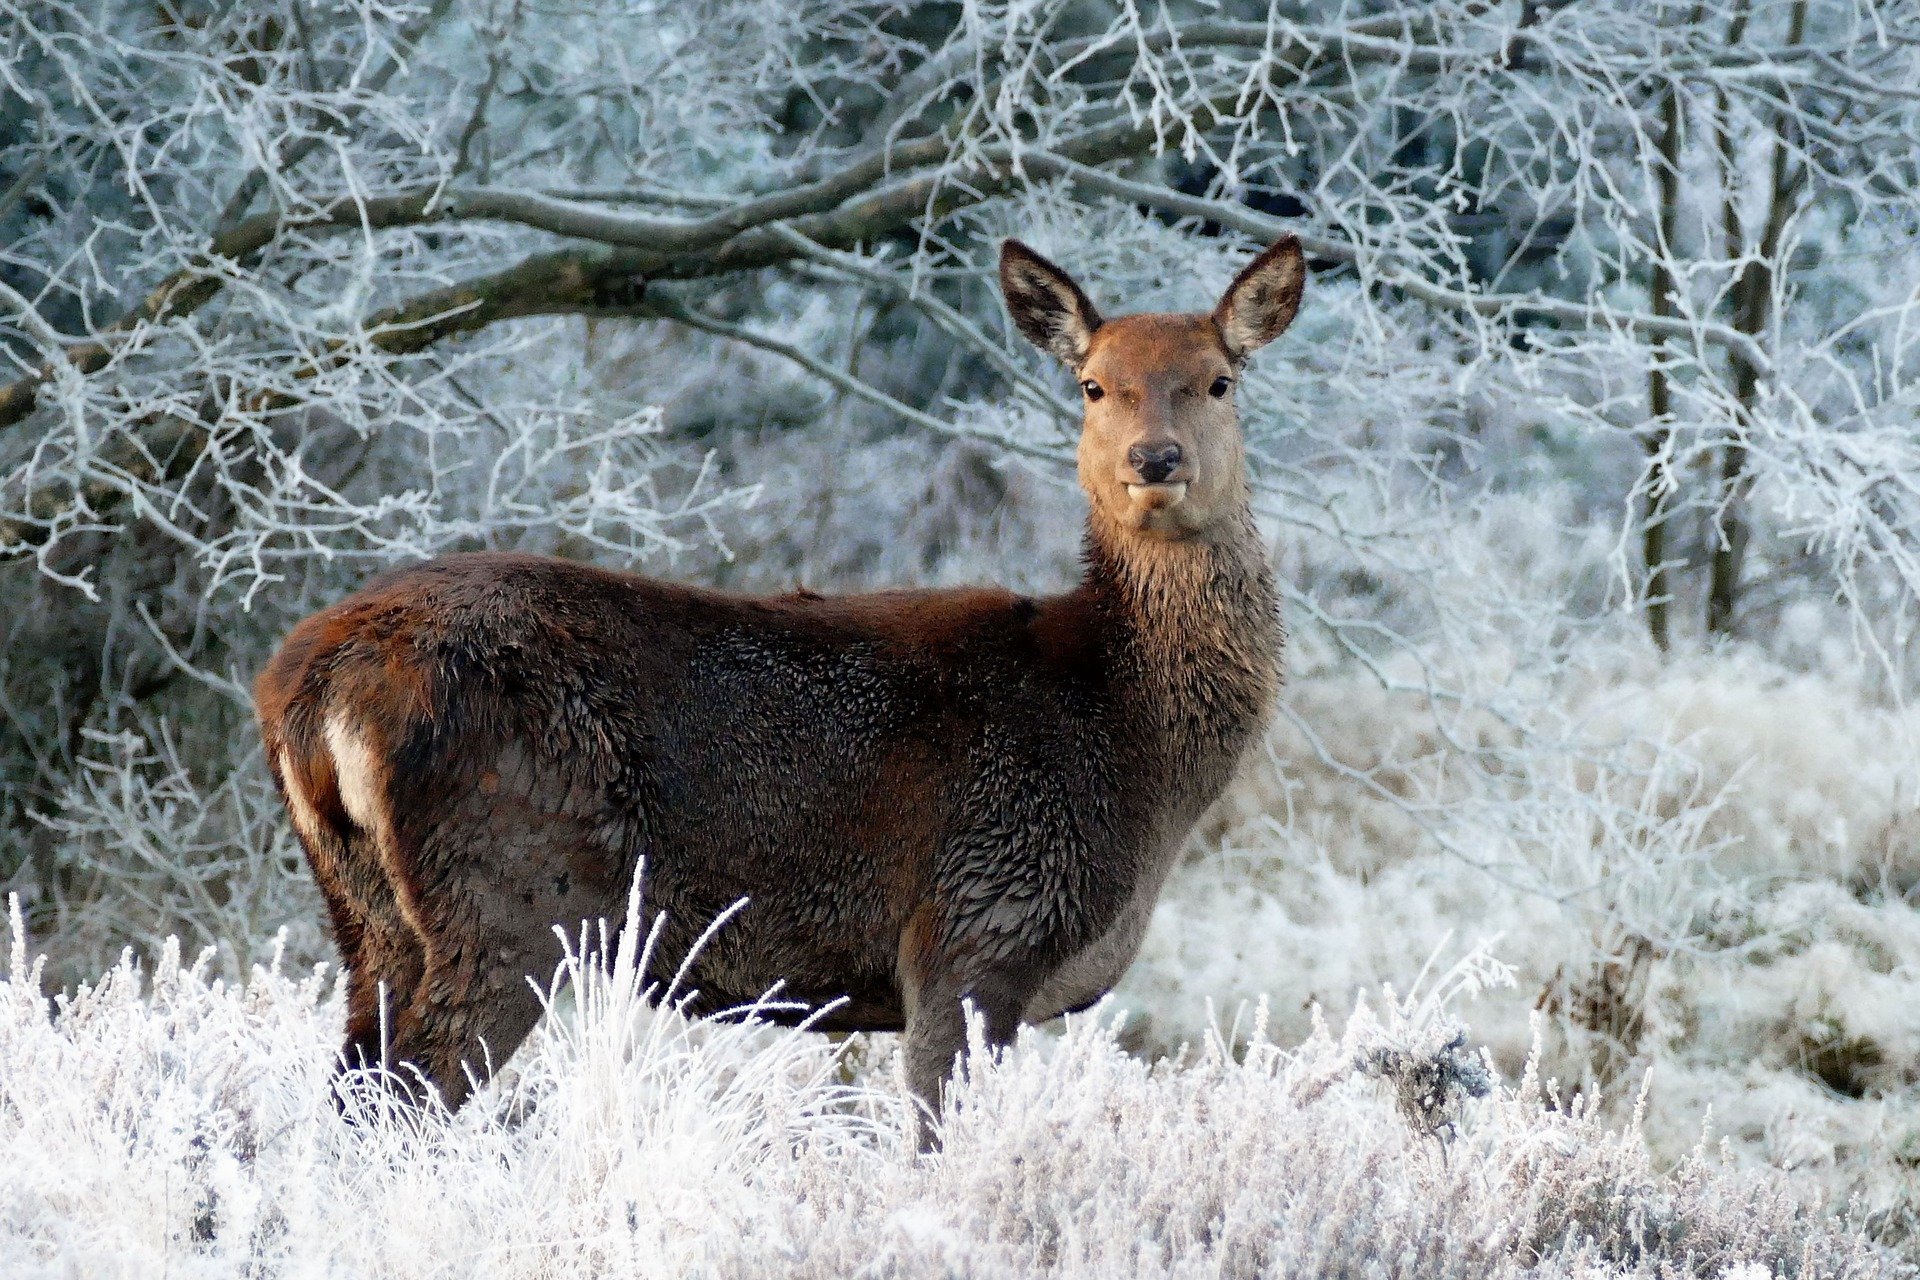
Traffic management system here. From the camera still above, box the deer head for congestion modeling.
[1000,236,1305,542]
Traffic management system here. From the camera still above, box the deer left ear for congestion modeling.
[1000,239,1104,368]
[1212,236,1305,361]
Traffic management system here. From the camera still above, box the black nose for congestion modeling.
[1127,442,1183,484]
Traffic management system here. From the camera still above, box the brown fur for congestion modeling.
[256,237,1306,1138]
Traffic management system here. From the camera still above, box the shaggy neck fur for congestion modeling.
[1080,497,1283,782]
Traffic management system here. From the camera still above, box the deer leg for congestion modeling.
[365,736,633,1109]
[335,903,428,1077]
[311,846,429,1109]
[385,836,626,1108]
[902,966,1036,1151]
[376,889,576,1111]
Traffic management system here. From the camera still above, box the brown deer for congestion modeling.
[254,235,1303,1139]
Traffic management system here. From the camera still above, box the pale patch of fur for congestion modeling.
[323,711,430,943]
[323,714,384,834]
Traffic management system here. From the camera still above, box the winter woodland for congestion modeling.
[3,0,1920,1273]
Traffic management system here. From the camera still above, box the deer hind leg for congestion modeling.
[318,863,428,1083]
[271,735,430,1102]
[381,743,629,1110]
[378,879,588,1111]
[304,712,451,1109]
[334,894,429,1082]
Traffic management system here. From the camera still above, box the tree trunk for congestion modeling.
[1706,0,1805,636]
[1644,81,1683,651]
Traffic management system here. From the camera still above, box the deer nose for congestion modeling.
[1127,442,1184,484]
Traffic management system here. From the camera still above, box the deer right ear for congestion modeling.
[1000,240,1103,368]
[1213,236,1305,361]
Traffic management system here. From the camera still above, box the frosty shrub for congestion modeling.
[0,900,1901,1279]
[1348,946,1508,1142]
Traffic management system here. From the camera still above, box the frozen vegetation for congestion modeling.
[5,0,1920,1273]
[0,899,1901,1277]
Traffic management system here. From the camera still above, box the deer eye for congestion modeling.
[1209,376,1232,399]
[1081,379,1104,402]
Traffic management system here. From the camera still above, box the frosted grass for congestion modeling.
[0,899,1895,1278]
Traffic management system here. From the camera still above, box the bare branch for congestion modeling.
[1030,154,1776,374]
[635,291,1069,467]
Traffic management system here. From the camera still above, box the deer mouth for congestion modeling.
[1126,481,1189,512]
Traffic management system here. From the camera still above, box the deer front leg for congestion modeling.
[902,966,1035,1152]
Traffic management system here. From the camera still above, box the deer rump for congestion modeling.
[259,550,1147,1103]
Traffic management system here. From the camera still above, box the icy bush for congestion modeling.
[0,898,1899,1279]
[1348,946,1508,1142]
[1110,638,1920,1252]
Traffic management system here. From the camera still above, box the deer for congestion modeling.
[253,235,1304,1143]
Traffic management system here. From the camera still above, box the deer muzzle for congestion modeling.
[1124,440,1190,510]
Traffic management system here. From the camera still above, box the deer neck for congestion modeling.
[1081,498,1283,774]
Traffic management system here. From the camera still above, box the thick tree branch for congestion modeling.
[0,125,1044,433]
[4,4,1873,435]
[270,112,1191,365]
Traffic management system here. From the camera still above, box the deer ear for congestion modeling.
[1212,236,1305,360]
[1000,240,1103,368]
